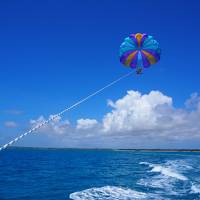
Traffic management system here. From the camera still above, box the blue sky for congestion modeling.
[1,0,200,148]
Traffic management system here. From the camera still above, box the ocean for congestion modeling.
[0,148,200,200]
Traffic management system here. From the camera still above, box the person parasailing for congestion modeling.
[136,67,143,75]
[0,33,161,151]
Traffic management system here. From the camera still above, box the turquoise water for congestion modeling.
[0,148,200,199]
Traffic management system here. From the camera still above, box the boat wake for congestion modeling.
[139,161,188,181]
[138,160,197,197]
[69,159,200,199]
[70,186,154,200]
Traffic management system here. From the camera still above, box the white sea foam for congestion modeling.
[137,176,178,195]
[138,160,192,196]
[191,184,200,194]
[139,161,188,181]
[69,186,148,200]
[165,160,193,171]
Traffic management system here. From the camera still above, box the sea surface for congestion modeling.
[0,148,200,200]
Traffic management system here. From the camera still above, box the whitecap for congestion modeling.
[138,160,192,196]
[139,161,188,181]
[137,176,178,195]
[191,184,200,194]
[165,160,193,171]
[69,186,147,200]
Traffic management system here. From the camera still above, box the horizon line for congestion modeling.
[4,146,200,152]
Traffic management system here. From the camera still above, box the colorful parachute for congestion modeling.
[119,33,161,72]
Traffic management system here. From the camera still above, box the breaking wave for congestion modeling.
[139,161,188,181]
[69,186,148,200]
[138,160,198,197]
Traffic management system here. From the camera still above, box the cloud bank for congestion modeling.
[29,90,200,148]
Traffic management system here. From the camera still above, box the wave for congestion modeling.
[139,161,188,181]
[69,186,148,200]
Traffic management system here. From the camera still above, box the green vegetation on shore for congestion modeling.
[5,146,200,152]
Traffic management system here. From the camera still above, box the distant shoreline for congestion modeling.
[5,146,200,152]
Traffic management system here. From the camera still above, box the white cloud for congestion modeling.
[103,90,172,132]
[185,93,200,110]
[25,90,200,148]
[4,121,17,128]
[99,90,200,147]
[30,115,71,135]
[76,118,98,130]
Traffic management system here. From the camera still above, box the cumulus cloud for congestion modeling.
[30,115,71,135]
[26,90,200,148]
[103,91,172,132]
[101,91,200,142]
[4,121,17,128]
[76,118,98,130]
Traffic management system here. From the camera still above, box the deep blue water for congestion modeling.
[0,148,200,200]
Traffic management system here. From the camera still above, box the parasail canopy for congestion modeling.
[119,33,161,71]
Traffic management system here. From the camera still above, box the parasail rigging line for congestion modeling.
[0,71,134,151]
